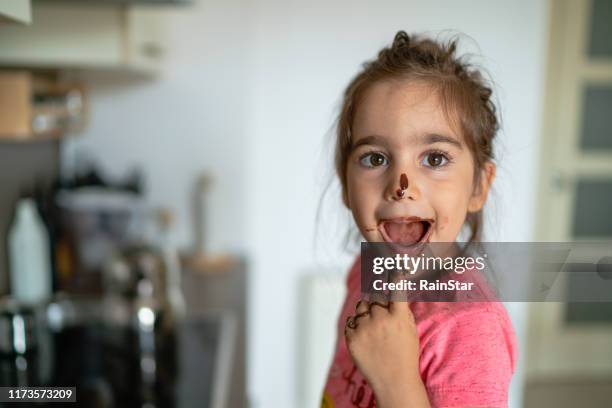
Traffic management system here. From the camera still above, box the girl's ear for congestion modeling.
[468,161,496,212]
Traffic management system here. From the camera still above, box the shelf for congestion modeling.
[0,70,87,141]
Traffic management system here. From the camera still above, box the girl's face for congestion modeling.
[346,79,495,244]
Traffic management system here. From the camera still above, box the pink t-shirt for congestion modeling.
[320,255,518,408]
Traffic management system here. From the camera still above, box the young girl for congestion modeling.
[320,31,517,408]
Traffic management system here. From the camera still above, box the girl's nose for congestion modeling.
[386,172,420,201]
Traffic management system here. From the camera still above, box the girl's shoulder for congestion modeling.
[413,299,515,345]
[414,300,518,407]
[414,299,518,378]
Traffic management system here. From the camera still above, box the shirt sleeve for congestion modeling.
[420,307,517,408]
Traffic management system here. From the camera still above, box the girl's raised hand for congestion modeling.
[345,299,431,408]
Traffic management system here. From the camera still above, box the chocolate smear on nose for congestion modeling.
[400,174,408,190]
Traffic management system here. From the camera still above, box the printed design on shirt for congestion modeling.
[342,364,377,407]
[321,391,335,408]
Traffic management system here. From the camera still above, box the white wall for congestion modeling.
[63,0,249,254]
[66,0,549,407]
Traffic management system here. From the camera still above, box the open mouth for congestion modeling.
[378,217,434,247]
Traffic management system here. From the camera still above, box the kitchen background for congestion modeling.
[0,0,611,407]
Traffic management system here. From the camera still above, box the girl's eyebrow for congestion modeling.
[350,135,388,151]
[420,133,463,149]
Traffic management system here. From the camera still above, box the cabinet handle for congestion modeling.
[140,42,164,59]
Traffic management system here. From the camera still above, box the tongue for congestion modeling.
[385,221,425,244]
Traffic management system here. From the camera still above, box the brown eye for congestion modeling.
[360,152,388,168]
[422,152,448,168]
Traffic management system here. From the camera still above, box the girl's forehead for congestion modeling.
[352,79,463,147]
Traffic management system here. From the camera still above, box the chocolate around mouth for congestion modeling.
[378,218,433,246]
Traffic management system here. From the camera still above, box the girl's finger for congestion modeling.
[368,301,390,319]
[389,299,414,320]
[355,299,370,315]
[388,270,410,303]
[345,315,358,331]
[354,310,371,324]
[344,319,352,338]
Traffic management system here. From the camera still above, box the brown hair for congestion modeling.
[334,30,499,243]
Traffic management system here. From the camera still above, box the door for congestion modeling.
[528,0,612,379]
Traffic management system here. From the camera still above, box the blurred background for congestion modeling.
[0,0,610,407]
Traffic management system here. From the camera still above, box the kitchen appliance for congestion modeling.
[52,187,147,294]
[45,243,182,408]
[0,298,52,388]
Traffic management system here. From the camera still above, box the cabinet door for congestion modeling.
[0,0,31,25]
[124,6,167,73]
[0,2,165,73]
[0,3,124,68]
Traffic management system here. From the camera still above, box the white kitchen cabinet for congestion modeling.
[0,2,166,73]
[0,0,31,25]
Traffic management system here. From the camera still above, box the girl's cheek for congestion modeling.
[349,192,377,224]
[352,208,381,242]
[351,165,385,181]
[423,181,473,241]
[348,169,385,197]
